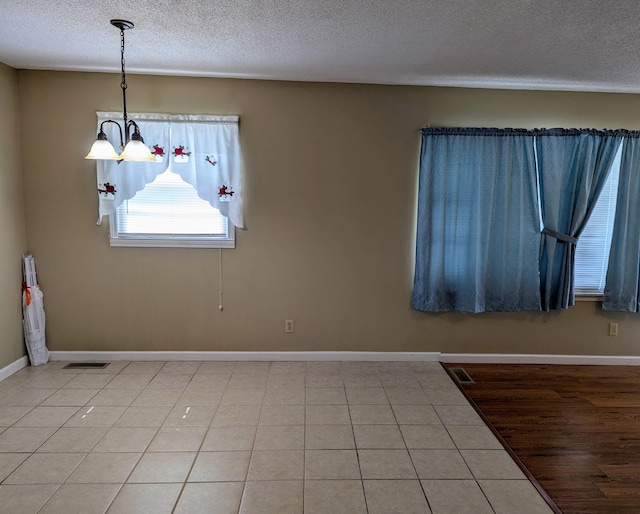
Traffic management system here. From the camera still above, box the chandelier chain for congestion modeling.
[118,26,129,141]
[120,28,127,91]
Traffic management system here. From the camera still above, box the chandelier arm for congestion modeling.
[99,119,124,149]
[126,120,144,142]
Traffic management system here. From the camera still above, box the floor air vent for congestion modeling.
[450,367,474,384]
[62,362,110,369]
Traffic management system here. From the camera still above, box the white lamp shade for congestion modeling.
[85,138,120,160]
[120,139,157,162]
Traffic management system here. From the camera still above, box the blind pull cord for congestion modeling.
[218,247,224,312]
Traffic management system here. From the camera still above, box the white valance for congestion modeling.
[95,112,244,228]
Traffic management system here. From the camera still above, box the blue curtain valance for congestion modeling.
[422,127,636,138]
[420,127,531,137]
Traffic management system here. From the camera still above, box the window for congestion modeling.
[413,127,626,312]
[574,145,622,296]
[95,112,243,247]
[109,170,234,248]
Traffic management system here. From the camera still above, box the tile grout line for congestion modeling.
[94,361,160,513]
[342,370,369,514]
[59,365,143,507]
[302,367,307,513]
[236,362,265,514]
[426,365,495,513]
[32,364,130,513]
[389,372,435,514]
[172,361,234,513]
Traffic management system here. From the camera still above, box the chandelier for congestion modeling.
[85,19,155,162]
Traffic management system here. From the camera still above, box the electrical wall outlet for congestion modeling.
[609,322,618,336]
[285,320,295,333]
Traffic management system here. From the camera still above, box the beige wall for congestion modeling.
[17,70,640,355]
[0,63,27,368]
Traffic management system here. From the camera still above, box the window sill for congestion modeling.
[109,237,235,249]
[576,294,603,302]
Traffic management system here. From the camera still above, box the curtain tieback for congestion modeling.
[542,227,577,245]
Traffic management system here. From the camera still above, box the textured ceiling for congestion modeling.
[1,0,640,92]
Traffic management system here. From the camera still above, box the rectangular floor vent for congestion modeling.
[450,367,474,384]
[62,362,110,369]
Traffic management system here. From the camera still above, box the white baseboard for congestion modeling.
[0,352,638,383]
[20,349,640,366]
[43,350,640,366]
[440,353,640,366]
[0,355,29,381]
[49,351,442,362]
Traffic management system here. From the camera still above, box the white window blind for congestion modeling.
[111,170,233,248]
[574,145,622,295]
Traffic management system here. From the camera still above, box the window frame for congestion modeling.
[108,172,235,249]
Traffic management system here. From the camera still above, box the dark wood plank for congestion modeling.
[537,478,606,500]
[587,394,640,407]
[595,481,640,497]
[599,464,640,479]
[446,363,640,514]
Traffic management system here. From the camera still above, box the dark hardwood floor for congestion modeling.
[445,363,640,514]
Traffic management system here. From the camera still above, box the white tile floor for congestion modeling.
[0,360,553,513]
